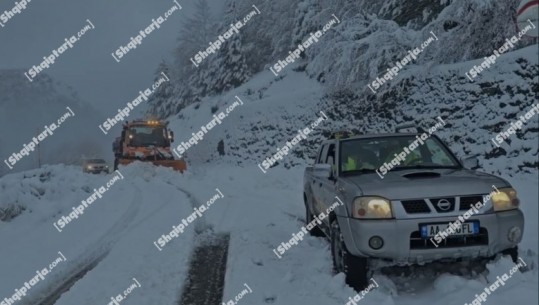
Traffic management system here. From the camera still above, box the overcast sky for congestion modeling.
[0,0,223,114]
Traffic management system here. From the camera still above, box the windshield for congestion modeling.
[339,136,460,174]
[128,126,168,147]
[87,159,106,163]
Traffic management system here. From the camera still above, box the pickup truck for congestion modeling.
[303,127,524,290]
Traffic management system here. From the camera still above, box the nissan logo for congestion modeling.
[437,199,451,211]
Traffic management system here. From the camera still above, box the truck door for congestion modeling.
[317,143,338,225]
[310,144,328,217]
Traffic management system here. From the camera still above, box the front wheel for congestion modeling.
[501,246,519,264]
[330,219,369,291]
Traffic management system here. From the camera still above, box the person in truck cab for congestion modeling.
[382,139,422,166]
[341,148,378,171]
[342,152,358,171]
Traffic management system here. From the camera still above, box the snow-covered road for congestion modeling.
[0,163,537,305]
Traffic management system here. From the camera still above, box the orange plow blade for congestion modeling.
[151,160,187,172]
[119,159,187,172]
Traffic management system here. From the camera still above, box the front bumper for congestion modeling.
[339,209,524,264]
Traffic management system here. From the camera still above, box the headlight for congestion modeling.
[492,188,520,211]
[87,165,92,169]
[352,196,393,219]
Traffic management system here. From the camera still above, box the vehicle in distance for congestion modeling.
[82,159,110,174]
[303,127,524,290]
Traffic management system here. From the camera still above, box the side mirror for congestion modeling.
[462,156,479,169]
[313,163,332,179]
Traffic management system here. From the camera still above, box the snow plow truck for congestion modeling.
[112,119,186,172]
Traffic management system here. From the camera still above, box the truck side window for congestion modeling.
[326,144,335,165]
[326,144,336,176]
[317,144,329,164]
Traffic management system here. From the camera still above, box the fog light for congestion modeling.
[508,226,522,243]
[369,236,384,249]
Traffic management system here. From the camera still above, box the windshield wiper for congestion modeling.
[392,165,459,170]
[341,168,376,175]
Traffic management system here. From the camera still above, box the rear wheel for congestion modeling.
[330,219,369,291]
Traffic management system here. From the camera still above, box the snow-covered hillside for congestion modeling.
[167,45,538,178]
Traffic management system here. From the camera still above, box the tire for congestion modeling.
[304,195,324,237]
[501,246,519,264]
[114,158,119,171]
[330,219,369,291]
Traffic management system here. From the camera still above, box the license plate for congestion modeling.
[420,221,479,238]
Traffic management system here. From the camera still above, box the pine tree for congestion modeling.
[176,0,215,65]
[208,33,251,95]
[147,61,175,118]
[223,0,237,25]
[166,0,217,113]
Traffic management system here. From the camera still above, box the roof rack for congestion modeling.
[395,123,425,134]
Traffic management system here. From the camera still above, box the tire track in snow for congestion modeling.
[178,233,231,305]
[163,180,231,305]
[27,184,143,305]
[31,252,109,305]
[163,181,212,234]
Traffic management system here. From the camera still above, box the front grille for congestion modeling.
[402,195,487,215]
[402,200,431,213]
[460,196,483,211]
[430,197,455,213]
[409,228,489,249]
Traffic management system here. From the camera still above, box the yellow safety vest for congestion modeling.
[344,157,357,171]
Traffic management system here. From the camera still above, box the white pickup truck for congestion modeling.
[303,128,524,290]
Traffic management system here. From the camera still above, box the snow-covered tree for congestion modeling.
[207,33,251,95]
[151,0,534,117]
[147,61,176,118]
[175,0,215,72]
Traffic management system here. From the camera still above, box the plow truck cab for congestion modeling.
[112,119,187,172]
